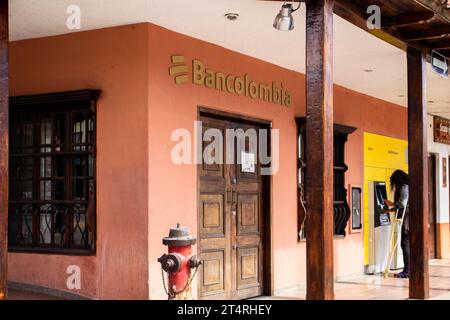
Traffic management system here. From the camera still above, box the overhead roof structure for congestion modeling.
[332,0,450,60]
[10,0,450,118]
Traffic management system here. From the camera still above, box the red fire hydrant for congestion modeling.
[158,223,201,300]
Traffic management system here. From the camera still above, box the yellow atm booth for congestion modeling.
[364,132,408,273]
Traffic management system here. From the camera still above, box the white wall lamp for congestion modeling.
[273,1,302,31]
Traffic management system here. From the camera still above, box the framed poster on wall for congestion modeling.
[443,157,447,188]
[434,116,450,145]
[349,184,363,234]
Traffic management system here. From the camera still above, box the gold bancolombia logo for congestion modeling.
[169,55,291,107]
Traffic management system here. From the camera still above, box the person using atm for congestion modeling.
[384,170,409,278]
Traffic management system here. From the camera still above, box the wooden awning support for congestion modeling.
[305,0,335,300]
[0,0,8,301]
[407,47,430,300]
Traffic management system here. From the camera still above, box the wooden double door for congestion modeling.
[198,114,267,300]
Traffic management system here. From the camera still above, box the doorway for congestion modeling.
[197,109,271,300]
[428,154,437,259]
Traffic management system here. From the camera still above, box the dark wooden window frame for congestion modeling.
[296,117,356,240]
[8,90,100,256]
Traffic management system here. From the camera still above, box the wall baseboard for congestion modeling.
[8,281,94,300]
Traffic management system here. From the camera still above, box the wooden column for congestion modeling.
[407,47,429,300]
[305,0,334,300]
[0,0,8,301]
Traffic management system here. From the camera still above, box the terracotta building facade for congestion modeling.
[5,22,449,299]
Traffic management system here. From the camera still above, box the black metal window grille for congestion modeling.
[8,90,99,254]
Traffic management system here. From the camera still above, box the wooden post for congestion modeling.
[305,0,334,300]
[407,47,429,300]
[0,0,8,301]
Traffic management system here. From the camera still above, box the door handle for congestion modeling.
[226,189,231,204]
[232,190,237,205]
[232,243,237,250]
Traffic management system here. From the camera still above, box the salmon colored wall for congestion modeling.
[8,24,150,299]
[147,23,301,298]
[146,23,408,298]
[7,22,409,299]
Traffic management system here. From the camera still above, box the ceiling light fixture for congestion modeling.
[364,69,374,73]
[225,13,239,21]
[273,2,301,31]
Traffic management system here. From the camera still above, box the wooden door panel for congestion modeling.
[200,194,225,237]
[200,250,226,295]
[200,119,226,179]
[236,247,261,290]
[237,193,260,235]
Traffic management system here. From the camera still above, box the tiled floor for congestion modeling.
[258,260,450,300]
[6,260,450,300]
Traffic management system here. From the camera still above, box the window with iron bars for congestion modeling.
[8,90,100,255]
[296,117,356,241]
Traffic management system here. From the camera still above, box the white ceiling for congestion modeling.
[10,0,450,117]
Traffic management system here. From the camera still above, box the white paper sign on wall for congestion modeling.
[241,152,256,173]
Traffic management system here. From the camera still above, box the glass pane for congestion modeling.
[87,116,94,144]
[55,180,65,200]
[73,179,87,201]
[23,119,34,148]
[40,156,52,178]
[53,206,68,245]
[54,156,65,178]
[72,206,87,247]
[298,133,302,159]
[55,113,66,152]
[40,117,52,146]
[22,181,33,200]
[88,155,94,177]
[73,156,87,177]
[22,206,34,245]
[73,113,86,151]
[39,204,52,244]
[22,157,34,179]
[40,180,52,200]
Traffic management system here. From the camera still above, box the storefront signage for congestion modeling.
[169,55,292,107]
[434,116,450,145]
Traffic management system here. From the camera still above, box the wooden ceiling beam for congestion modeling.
[334,0,407,51]
[402,26,450,42]
[412,0,450,24]
[428,38,450,50]
[383,11,436,28]
[333,0,436,59]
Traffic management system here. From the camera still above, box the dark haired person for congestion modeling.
[384,170,409,278]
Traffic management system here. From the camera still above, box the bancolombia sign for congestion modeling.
[169,55,292,107]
